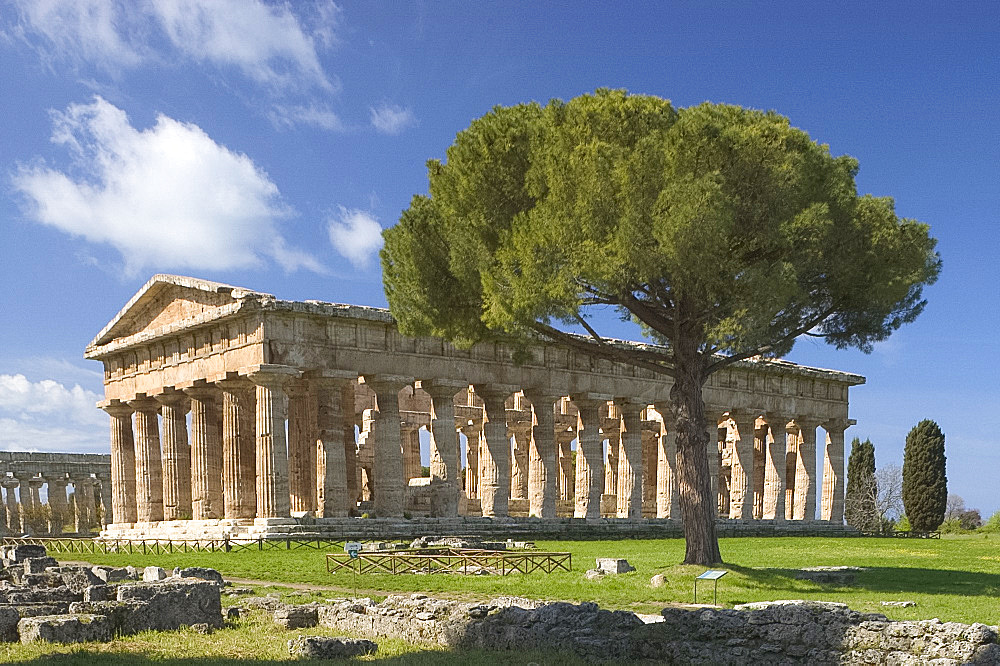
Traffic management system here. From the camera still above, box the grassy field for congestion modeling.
[3,534,996,663]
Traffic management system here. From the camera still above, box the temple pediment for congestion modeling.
[87,274,267,350]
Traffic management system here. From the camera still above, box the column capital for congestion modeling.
[246,364,302,387]
[182,385,221,402]
[127,396,160,414]
[42,474,67,484]
[421,379,469,399]
[703,404,731,421]
[728,407,764,420]
[100,401,134,418]
[523,388,563,404]
[307,370,358,392]
[823,418,854,434]
[473,383,519,401]
[0,477,18,489]
[569,393,613,407]
[363,374,414,393]
[155,390,190,411]
[794,416,825,430]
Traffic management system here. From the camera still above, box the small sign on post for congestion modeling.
[345,542,363,559]
[694,569,728,605]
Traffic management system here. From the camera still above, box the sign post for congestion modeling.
[344,542,363,598]
[694,569,728,605]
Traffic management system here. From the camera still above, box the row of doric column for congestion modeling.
[102,368,849,525]
[0,473,107,535]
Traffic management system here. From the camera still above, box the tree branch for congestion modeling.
[528,321,677,378]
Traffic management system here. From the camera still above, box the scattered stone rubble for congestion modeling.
[585,557,636,580]
[287,635,378,659]
[0,544,223,644]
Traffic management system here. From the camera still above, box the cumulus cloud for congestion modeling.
[0,374,107,455]
[328,207,383,269]
[12,96,322,275]
[370,103,417,135]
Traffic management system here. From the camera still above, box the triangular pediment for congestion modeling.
[87,274,268,350]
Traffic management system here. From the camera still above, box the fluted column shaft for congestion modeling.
[96,476,112,525]
[130,398,164,523]
[763,417,788,521]
[605,433,620,497]
[573,398,605,519]
[27,478,44,533]
[368,377,408,517]
[3,479,20,535]
[72,476,96,533]
[792,420,819,521]
[460,424,481,500]
[184,388,223,520]
[704,409,726,519]
[557,433,575,501]
[426,382,463,518]
[315,378,350,518]
[477,387,511,518]
[157,394,191,521]
[525,392,559,518]
[286,381,317,514]
[822,421,849,523]
[220,381,257,519]
[615,402,643,519]
[252,370,295,518]
[655,429,673,518]
[510,425,530,500]
[45,477,69,535]
[103,403,136,524]
[401,425,421,482]
[729,411,756,520]
[753,425,768,519]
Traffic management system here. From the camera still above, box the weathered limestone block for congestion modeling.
[2,602,71,618]
[18,613,112,643]
[0,606,20,642]
[0,544,46,563]
[6,586,82,604]
[142,566,167,582]
[595,558,635,574]
[60,569,106,594]
[91,566,134,583]
[273,605,319,629]
[25,557,59,573]
[116,580,223,630]
[84,586,114,602]
[69,600,146,635]
[175,566,224,586]
[287,635,378,659]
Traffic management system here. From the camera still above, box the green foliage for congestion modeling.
[845,437,877,531]
[981,511,1000,533]
[902,419,948,532]
[895,514,911,532]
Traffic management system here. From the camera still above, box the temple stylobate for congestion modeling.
[86,275,865,541]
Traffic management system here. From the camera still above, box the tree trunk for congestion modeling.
[667,337,722,565]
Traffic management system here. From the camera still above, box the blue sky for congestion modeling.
[0,2,997,517]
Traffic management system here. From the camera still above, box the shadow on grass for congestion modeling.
[723,563,1000,597]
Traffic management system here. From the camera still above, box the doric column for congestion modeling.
[703,406,728,519]
[96,475,112,526]
[572,396,607,519]
[128,397,164,523]
[28,477,45,534]
[366,376,410,518]
[641,428,657,515]
[524,391,559,518]
[14,473,34,533]
[616,400,643,520]
[557,430,575,501]
[45,475,69,535]
[72,476,96,533]
[3,478,20,535]
[753,423,768,519]
[286,380,318,514]
[762,416,789,521]
[476,385,514,518]
[728,410,757,520]
[183,387,224,520]
[605,430,620,498]
[401,424,421,483]
[510,424,531,501]
[251,366,299,519]
[314,375,352,518]
[424,380,464,518]
[156,392,191,521]
[822,419,851,523]
[219,379,257,519]
[102,402,137,524]
[792,419,820,521]
[655,428,674,518]
[459,422,481,500]
[341,383,359,509]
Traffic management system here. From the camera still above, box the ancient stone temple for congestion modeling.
[86,275,863,541]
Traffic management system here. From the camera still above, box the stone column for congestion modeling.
[762,416,788,521]
[96,475,112,526]
[641,429,657,516]
[425,381,464,518]
[476,386,513,518]
[704,407,727,519]
[572,397,606,519]
[72,476,96,533]
[753,423,768,519]
[45,476,69,535]
[367,376,410,518]
[822,419,850,523]
[28,477,44,534]
[314,376,351,518]
[102,402,137,525]
[616,400,643,520]
[251,367,299,519]
[219,380,257,520]
[2,478,20,535]
[14,474,34,533]
[156,393,191,521]
[655,429,672,518]
[605,431,620,497]
[557,431,575,502]
[184,387,224,520]
[341,383,359,509]
[286,381,318,514]
[524,391,559,518]
[792,419,819,521]
[129,397,164,523]
[510,424,531,501]
[459,422,482,500]
[728,410,757,520]
[401,424,421,483]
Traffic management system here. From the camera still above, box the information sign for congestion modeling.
[694,569,728,604]
[345,541,363,559]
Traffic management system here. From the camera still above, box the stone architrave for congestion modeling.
[45,476,69,535]
[218,379,257,520]
[792,419,820,521]
[476,386,514,518]
[762,416,788,521]
[572,396,607,519]
[286,380,318,514]
[821,419,850,523]
[615,400,643,520]
[102,402,137,525]
[128,397,164,523]
[524,391,559,518]
[728,410,758,520]
[184,387,224,520]
[424,380,465,518]
[2,478,21,535]
[314,375,352,518]
[156,392,191,521]
[366,376,410,518]
[251,366,299,519]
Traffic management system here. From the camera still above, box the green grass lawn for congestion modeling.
[60,534,1000,625]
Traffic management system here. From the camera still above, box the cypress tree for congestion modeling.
[845,438,877,531]
[902,419,947,532]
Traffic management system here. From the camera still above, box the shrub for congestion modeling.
[981,510,1000,533]
[959,509,982,531]
[902,420,947,532]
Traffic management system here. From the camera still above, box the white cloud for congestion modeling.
[0,374,105,429]
[12,96,322,275]
[328,207,383,269]
[268,104,344,132]
[370,103,417,135]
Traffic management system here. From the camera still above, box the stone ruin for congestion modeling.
[0,544,223,643]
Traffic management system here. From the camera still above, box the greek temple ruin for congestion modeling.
[0,452,111,536]
[84,275,864,540]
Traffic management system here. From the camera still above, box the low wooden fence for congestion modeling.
[0,536,410,555]
[326,548,572,576]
